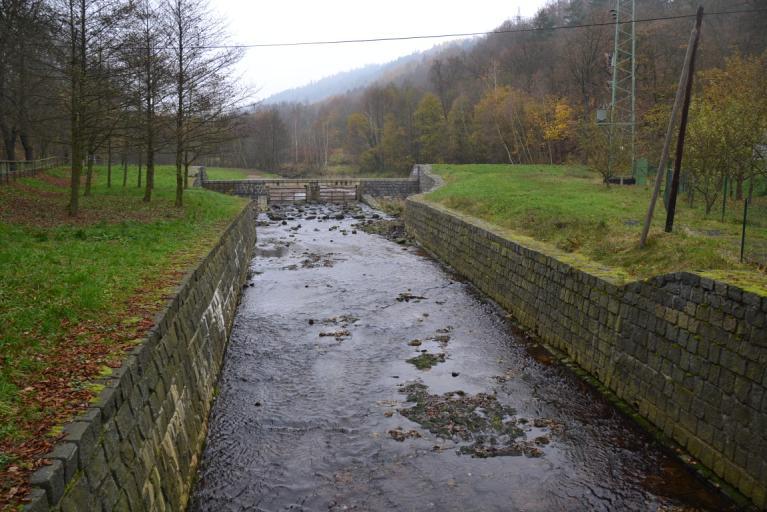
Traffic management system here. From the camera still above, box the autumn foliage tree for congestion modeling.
[211,0,767,176]
[685,53,767,213]
[414,93,446,163]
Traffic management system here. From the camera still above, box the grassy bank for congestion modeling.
[426,164,767,294]
[0,165,247,508]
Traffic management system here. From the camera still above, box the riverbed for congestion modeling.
[189,203,733,512]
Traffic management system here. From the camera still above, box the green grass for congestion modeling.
[0,165,247,468]
[427,164,767,293]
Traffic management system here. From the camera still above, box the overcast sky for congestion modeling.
[208,0,550,101]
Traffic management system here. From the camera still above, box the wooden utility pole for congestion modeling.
[639,7,703,247]
[665,6,704,233]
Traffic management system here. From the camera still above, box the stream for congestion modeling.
[189,203,734,512]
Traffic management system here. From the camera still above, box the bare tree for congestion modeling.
[49,0,131,214]
[165,0,243,205]
[0,0,51,166]
[118,0,172,203]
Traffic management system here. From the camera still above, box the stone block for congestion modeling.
[59,473,97,512]
[22,488,48,512]
[63,420,98,467]
[84,445,109,489]
[45,442,78,482]
[29,459,65,506]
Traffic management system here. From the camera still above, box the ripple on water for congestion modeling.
[190,204,735,512]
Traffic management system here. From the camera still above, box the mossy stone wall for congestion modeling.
[25,203,257,511]
[405,197,767,509]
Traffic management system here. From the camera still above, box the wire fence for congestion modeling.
[655,170,767,267]
[702,176,767,267]
[0,157,60,184]
[741,188,767,267]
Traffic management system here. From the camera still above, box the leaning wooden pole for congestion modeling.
[665,6,704,233]
[639,7,703,247]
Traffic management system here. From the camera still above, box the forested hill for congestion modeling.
[264,62,397,105]
[221,0,767,179]
[263,41,474,105]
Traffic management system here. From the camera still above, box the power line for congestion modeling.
[27,7,767,52]
[196,7,767,50]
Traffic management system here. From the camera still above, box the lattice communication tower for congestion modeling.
[608,0,636,177]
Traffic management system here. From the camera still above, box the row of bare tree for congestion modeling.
[0,0,243,214]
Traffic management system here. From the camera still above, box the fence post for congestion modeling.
[722,176,728,222]
[740,198,749,263]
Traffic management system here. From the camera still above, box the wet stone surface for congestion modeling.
[190,203,735,512]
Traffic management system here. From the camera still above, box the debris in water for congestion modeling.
[431,334,451,345]
[493,369,519,383]
[319,329,351,340]
[406,353,445,369]
[321,315,358,328]
[396,292,427,302]
[397,382,548,458]
[531,418,565,435]
[388,428,422,442]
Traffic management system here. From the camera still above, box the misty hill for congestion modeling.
[263,40,475,105]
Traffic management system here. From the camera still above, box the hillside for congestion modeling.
[262,40,475,105]
[217,0,767,181]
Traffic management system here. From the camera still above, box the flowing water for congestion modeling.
[190,204,734,512]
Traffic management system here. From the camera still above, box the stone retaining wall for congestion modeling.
[404,197,767,509]
[25,203,258,512]
[203,179,268,199]
[358,179,419,197]
[410,164,442,193]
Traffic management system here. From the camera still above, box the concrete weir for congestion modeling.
[196,169,421,205]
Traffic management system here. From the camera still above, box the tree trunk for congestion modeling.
[107,139,112,187]
[495,120,513,165]
[122,155,128,187]
[137,152,143,188]
[184,158,190,189]
[736,175,743,201]
[2,126,17,172]
[84,152,94,196]
[144,135,154,202]
[705,195,715,215]
[69,0,87,217]
[174,3,184,207]
[20,132,34,160]
[143,37,154,203]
